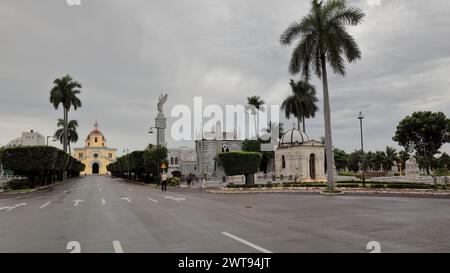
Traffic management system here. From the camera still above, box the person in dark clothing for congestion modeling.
[160,172,168,192]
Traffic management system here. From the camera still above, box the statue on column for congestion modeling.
[155,94,168,147]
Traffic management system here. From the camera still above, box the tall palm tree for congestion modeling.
[280,0,365,191]
[54,119,79,154]
[281,79,318,133]
[246,96,265,138]
[49,74,82,154]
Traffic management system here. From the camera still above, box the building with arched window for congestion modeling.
[72,122,117,175]
[275,129,326,182]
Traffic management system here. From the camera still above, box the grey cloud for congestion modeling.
[1,0,450,155]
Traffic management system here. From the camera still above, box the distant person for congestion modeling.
[160,172,168,192]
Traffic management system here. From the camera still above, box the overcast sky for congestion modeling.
[1,0,450,156]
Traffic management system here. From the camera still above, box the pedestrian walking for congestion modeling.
[161,172,168,192]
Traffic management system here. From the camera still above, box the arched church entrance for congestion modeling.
[92,163,100,174]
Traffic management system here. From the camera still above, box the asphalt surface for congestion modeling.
[1,175,450,253]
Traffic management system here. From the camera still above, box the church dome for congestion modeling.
[86,122,105,141]
[280,129,309,146]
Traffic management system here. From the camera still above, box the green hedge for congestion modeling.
[218,151,262,185]
[0,146,84,188]
[108,145,168,183]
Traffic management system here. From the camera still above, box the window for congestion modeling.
[93,153,99,158]
[79,153,83,159]
[170,157,174,165]
[108,153,112,159]
[175,157,178,164]
[282,155,286,169]
[95,137,98,143]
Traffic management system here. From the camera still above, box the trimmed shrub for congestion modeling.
[218,151,262,185]
[0,146,83,188]
[168,176,180,187]
[6,179,29,190]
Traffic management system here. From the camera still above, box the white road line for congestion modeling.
[147,197,159,203]
[40,201,51,209]
[73,199,84,206]
[0,203,27,212]
[101,198,106,205]
[121,197,132,203]
[222,232,272,253]
[164,196,185,202]
[112,241,124,253]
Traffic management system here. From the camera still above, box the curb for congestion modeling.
[204,188,450,199]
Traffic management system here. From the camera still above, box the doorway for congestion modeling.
[309,154,316,180]
[92,163,100,174]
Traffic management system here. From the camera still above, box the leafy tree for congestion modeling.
[280,0,365,190]
[437,153,450,171]
[393,111,450,174]
[54,119,79,154]
[372,151,387,171]
[281,80,318,133]
[144,145,168,182]
[49,75,82,153]
[398,150,410,173]
[333,148,349,171]
[348,150,363,172]
[218,152,262,185]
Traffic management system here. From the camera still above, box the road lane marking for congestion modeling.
[73,199,84,206]
[221,232,272,253]
[40,201,51,209]
[112,241,124,253]
[0,203,27,211]
[165,196,186,202]
[147,197,159,203]
[101,198,106,205]
[121,197,132,203]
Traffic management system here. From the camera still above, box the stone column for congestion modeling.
[155,112,166,147]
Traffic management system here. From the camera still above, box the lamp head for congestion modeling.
[358,111,364,120]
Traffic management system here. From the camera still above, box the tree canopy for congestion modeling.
[393,111,450,174]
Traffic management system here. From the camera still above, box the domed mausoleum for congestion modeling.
[73,122,117,175]
[275,129,326,182]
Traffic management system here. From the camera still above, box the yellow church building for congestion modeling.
[73,122,117,175]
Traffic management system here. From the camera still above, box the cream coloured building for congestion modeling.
[275,129,326,182]
[73,123,117,175]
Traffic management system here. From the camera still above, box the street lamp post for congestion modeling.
[149,127,160,185]
[358,111,366,187]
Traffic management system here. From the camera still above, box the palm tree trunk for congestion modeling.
[297,118,301,131]
[302,116,306,133]
[63,107,68,181]
[321,55,335,191]
[63,108,68,153]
